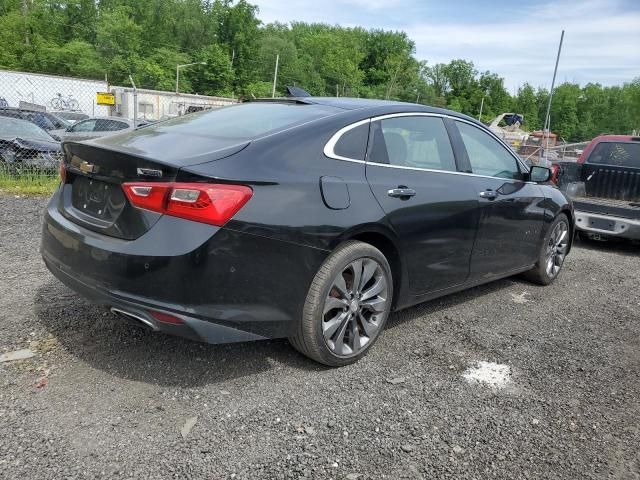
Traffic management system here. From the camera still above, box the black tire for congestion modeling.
[289,240,393,367]
[523,213,570,285]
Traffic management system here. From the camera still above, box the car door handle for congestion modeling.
[388,188,416,198]
[479,190,499,200]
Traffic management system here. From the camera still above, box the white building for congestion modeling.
[0,69,110,116]
[109,87,237,121]
[0,69,237,121]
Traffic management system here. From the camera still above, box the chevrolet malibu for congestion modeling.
[41,98,573,366]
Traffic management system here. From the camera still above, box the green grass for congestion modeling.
[0,172,60,196]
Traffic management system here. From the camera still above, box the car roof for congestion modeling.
[283,96,480,124]
[83,116,132,121]
[0,115,41,127]
[592,135,640,142]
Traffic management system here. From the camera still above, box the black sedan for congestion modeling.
[41,98,573,366]
[0,116,63,172]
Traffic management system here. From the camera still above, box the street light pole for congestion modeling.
[175,62,207,94]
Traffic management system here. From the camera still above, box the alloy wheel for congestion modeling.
[322,258,390,357]
[546,220,569,278]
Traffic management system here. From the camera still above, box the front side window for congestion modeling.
[368,116,456,172]
[456,121,522,179]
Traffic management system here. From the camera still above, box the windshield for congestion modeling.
[0,117,55,142]
[146,102,340,140]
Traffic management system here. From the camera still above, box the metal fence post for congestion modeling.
[129,75,137,128]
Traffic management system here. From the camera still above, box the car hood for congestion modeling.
[83,127,250,167]
[0,136,61,152]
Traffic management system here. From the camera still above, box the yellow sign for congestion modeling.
[96,92,115,105]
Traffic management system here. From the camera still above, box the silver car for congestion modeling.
[60,116,135,142]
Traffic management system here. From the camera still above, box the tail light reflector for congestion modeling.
[60,161,66,183]
[550,164,560,184]
[149,310,184,325]
[122,182,252,226]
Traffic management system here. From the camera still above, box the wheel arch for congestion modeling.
[331,224,406,310]
[560,207,575,253]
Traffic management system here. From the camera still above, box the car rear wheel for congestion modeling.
[289,241,393,366]
[523,213,570,285]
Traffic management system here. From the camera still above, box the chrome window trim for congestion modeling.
[323,118,371,162]
[323,111,535,182]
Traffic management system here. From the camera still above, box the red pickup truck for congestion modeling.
[553,135,640,240]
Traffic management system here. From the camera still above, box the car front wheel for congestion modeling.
[289,241,393,366]
[524,213,570,285]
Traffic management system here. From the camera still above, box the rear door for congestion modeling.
[453,120,545,279]
[365,114,480,295]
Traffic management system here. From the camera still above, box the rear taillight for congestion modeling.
[550,164,560,184]
[122,182,253,226]
[59,161,66,183]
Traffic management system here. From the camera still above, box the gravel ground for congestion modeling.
[1,194,639,480]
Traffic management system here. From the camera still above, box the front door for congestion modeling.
[453,120,545,279]
[365,114,480,295]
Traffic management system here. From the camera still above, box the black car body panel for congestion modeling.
[41,99,574,344]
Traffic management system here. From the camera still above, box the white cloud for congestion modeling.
[252,0,640,90]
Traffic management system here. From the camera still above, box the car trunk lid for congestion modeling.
[58,138,248,240]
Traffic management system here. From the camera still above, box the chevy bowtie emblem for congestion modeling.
[137,168,163,177]
[79,161,96,174]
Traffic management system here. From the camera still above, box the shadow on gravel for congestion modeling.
[34,280,327,388]
[35,273,531,387]
[574,235,640,257]
[386,276,525,330]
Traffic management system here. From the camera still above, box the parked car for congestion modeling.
[0,116,62,171]
[41,98,573,366]
[0,107,70,140]
[553,135,640,240]
[59,116,135,142]
[51,111,90,124]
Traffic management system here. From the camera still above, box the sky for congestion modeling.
[251,0,640,92]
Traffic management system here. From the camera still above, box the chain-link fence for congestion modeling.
[0,69,237,191]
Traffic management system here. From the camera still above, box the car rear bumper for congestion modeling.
[41,189,328,343]
[575,210,640,239]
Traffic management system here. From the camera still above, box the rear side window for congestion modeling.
[456,121,522,179]
[587,142,640,168]
[368,116,456,172]
[147,102,339,140]
[97,119,129,131]
[333,123,369,160]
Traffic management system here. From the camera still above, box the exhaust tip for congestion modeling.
[110,307,159,331]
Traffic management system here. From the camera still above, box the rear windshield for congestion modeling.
[146,102,339,140]
[587,141,640,168]
[0,117,54,142]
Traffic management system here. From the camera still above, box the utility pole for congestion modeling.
[271,54,279,98]
[22,0,30,45]
[478,96,485,121]
[539,30,565,165]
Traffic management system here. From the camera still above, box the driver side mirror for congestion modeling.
[529,165,551,183]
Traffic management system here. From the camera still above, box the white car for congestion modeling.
[60,117,136,142]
